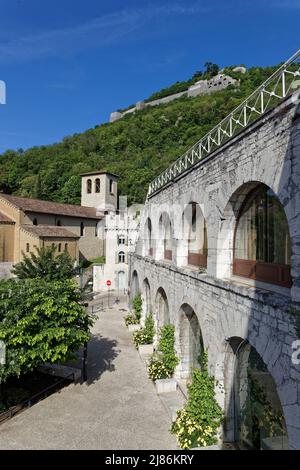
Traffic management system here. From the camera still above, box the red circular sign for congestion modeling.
[106,280,111,286]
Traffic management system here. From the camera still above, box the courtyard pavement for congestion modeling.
[0,296,177,450]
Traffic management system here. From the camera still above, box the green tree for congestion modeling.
[12,245,76,281]
[0,278,94,383]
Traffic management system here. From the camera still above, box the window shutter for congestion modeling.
[125,252,128,264]
[115,252,119,264]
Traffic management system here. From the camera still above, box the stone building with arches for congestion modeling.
[129,88,300,449]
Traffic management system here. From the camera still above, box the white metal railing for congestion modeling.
[148,49,300,197]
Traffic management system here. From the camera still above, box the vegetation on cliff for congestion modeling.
[0,64,279,205]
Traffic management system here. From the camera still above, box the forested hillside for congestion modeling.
[0,64,279,205]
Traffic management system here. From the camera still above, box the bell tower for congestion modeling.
[81,171,119,212]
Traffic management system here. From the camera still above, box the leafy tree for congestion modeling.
[0,278,94,383]
[204,62,219,78]
[12,245,76,281]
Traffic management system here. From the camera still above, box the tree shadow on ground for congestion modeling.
[68,334,120,386]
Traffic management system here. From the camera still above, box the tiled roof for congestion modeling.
[21,225,80,239]
[0,212,15,223]
[0,193,103,219]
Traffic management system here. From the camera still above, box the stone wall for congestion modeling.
[129,89,300,449]
[110,74,237,123]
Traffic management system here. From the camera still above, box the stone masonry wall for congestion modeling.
[129,89,300,449]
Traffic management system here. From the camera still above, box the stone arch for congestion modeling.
[221,336,288,449]
[177,201,208,268]
[177,303,204,379]
[156,212,173,261]
[143,217,153,257]
[216,180,292,286]
[155,287,170,332]
[131,270,140,301]
[141,278,151,325]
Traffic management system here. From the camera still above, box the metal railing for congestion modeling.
[148,48,300,197]
[0,372,75,425]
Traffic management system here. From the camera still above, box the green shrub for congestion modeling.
[124,313,140,326]
[132,293,142,321]
[124,293,143,326]
[147,324,179,381]
[132,314,155,348]
[171,352,223,449]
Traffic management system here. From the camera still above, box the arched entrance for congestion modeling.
[155,287,170,330]
[131,270,139,299]
[178,304,203,379]
[224,337,288,449]
[142,278,151,324]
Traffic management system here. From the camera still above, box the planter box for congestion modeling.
[155,378,177,394]
[138,344,154,356]
[128,324,141,332]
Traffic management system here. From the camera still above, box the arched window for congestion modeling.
[234,184,291,287]
[26,243,30,253]
[58,243,62,252]
[118,251,125,263]
[33,218,38,226]
[185,202,207,268]
[95,178,100,193]
[146,218,153,256]
[80,222,85,237]
[109,179,114,194]
[56,220,61,226]
[87,179,92,194]
[64,243,68,252]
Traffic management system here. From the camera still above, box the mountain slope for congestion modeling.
[0,64,279,205]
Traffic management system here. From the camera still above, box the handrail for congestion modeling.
[148,48,300,197]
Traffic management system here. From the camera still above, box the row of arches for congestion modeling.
[132,270,289,450]
[143,182,292,288]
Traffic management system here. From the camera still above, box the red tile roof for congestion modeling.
[0,193,103,219]
[21,225,80,239]
[0,212,15,223]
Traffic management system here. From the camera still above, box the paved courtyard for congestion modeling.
[0,296,177,450]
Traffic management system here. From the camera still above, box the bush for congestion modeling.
[171,352,223,449]
[132,293,142,321]
[147,324,179,381]
[132,314,155,348]
[124,313,140,327]
[124,292,143,326]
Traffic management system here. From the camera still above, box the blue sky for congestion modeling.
[0,0,299,152]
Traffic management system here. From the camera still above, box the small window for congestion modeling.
[109,179,114,194]
[95,223,98,237]
[64,243,68,252]
[118,234,125,245]
[95,178,100,193]
[56,220,61,226]
[118,251,125,263]
[26,243,30,253]
[87,179,92,194]
[58,243,62,252]
[80,222,84,237]
[33,218,38,226]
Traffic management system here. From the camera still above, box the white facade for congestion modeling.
[93,204,142,294]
